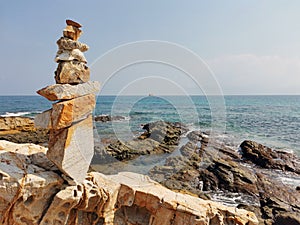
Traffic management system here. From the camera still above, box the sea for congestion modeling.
[0,95,299,156]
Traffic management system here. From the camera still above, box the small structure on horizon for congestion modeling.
[35,19,100,183]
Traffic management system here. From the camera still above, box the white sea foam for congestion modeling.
[1,112,31,117]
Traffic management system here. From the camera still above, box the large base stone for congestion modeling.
[47,115,94,183]
[36,81,100,101]
[55,61,90,84]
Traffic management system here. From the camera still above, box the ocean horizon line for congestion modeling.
[1,94,300,97]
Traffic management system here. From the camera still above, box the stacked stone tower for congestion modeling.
[35,20,100,183]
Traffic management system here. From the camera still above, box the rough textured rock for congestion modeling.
[36,81,100,101]
[0,117,48,145]
[51,94,95,129]
[66,19,82,28]
[106,172,258,225]
[256,172,300,225]
[55,61,90,84]
[56,49,87,63]
[94,115,126,122]
[139,121,188,145]
[274,212,300,225]
[0,130,49,146]
[0,116,34,132]
[0,141,63,224]
[40,185,84,224]
[47,115,94,183]
[103,121,188,161]
[148,131,300,225]
[240,140,300,174]
[0,140,259,225]
[56,36,88,53]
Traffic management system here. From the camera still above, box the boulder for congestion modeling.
[37,81,100,101]
[240,140,300,174]
[103,121,187,161]
[55,61,90,84]
[94,115,126,122]
[47,115,94,183]
[139,121,188,145]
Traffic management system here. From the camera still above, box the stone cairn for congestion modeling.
[35,19,100,183]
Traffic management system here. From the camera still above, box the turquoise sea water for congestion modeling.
[0,95,299,156]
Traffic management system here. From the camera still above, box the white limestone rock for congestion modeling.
[37,81,100,101]
[0,141,63,225]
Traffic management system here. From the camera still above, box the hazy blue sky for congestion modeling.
[1,1,300,95]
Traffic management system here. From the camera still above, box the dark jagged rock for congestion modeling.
[139,121,188,145]
[256,172,300,224]
[149,134,300,225]
[204,157,258,196]
[104,121,188,161]
[240,140,300,174]
[274,213,300,225]
[94,115,125,122]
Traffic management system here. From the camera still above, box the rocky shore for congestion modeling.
[93,121,300,225]
[0,140,258,225]
[1,116,299,224]
[0,116,48,145]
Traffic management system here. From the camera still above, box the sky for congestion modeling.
[1,1,300,95]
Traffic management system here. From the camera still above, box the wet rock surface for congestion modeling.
[240,140,300,174]
[101,121,188,161]
[94,115,126,122]
[147,130,300,225]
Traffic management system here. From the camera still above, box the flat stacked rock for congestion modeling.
[35,20,100,183]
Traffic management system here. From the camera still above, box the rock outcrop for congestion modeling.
[149,131,300,225]
[240,140,300,174]
[0,140,259,225]
[0,117,48,145]
[102,121,188,161]
[35,20,100,183]
[94,115,126,122]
